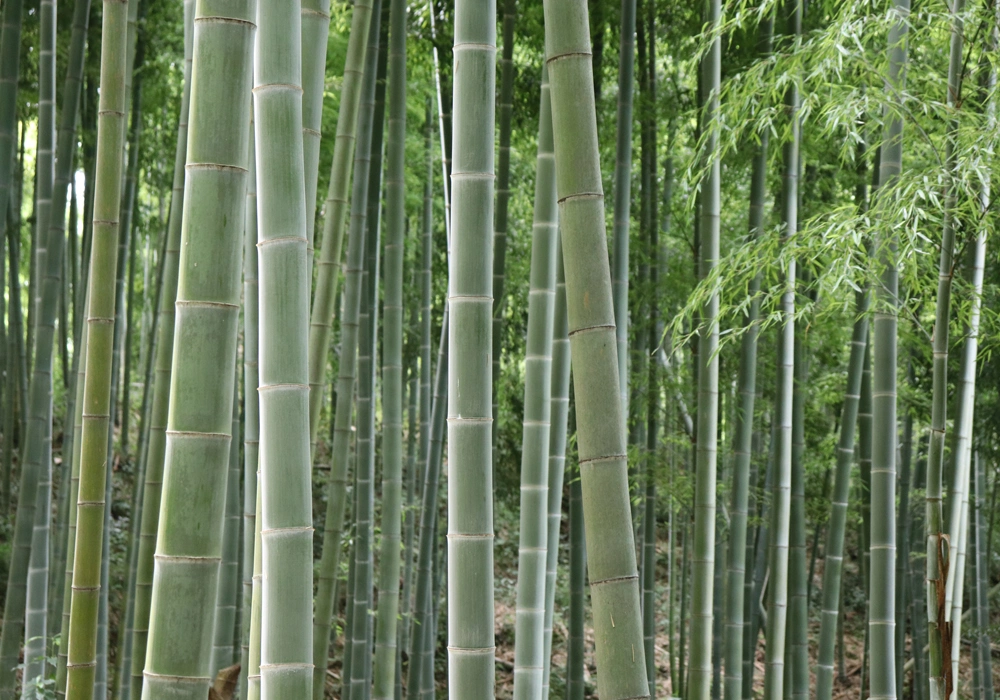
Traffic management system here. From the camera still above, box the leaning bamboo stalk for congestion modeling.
[311,3,382,691]
[301,0,331,259]
[63,3,131,697]
[815,290,869,700]
[138,0,254,697]
[127,6,193,697]
[512,63,559,700]
[239,112,259,700]
[306,0,374,448]
[542,0,650,696]
[541,230,570,700]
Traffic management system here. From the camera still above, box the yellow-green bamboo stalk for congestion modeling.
[542,0,649,697]
[512,63,558,700]
[64,3,130,698]
[138,0,254,697]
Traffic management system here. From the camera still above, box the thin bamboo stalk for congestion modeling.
[490,0,515,464]
[127,5,194,696]
[306,0,374,448]
[541,230,570,700]
[371,0,406,693]
[63,2,131,696]
[512,63,559,700]
[312,3,382,691]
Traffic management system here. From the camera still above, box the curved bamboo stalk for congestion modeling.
[371,0,406,693]
[311,3,382,691]
[447,0,497,695]
[542,0,649,696]
[306,0,374,447]
[211,367,241,674]
[138,0,254,696]
[512,63,559,700]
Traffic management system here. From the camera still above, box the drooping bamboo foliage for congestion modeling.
[512,63,558,700]
[446,0,497,695]
[129,4,194,696]
[542,0,649,698]
[312,2,382,691]
[254,2,314,695]
[63,2,130,697]
[139,0,253,697]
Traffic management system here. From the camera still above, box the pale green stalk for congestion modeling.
[815,291,869,700]
[311,3,382,691]
[371,0,406,693]
[254,1,314,696]
[512,64,558,700]
[541,230,569,700]
[139,0,254,696]
[543,0,649,696]
[64,3,131,697]
[611,0,636,415]
[447,0,497,694]
[490,0,515,463]
[239,116,259,700]
[307,0,374,446]
[763,4,799,699]
[690,3,721,698]
[723,21,770,700]
[211,366,242,674]
[128,5,194,696]
[926,5,964,699]
[301,0,331,258]
[22,0,67,689]
[870,1,909,698]
[247,486,263,700]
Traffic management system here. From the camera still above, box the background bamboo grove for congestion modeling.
[0,1,999,700]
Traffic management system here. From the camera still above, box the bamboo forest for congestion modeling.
[2,0,1000,698]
